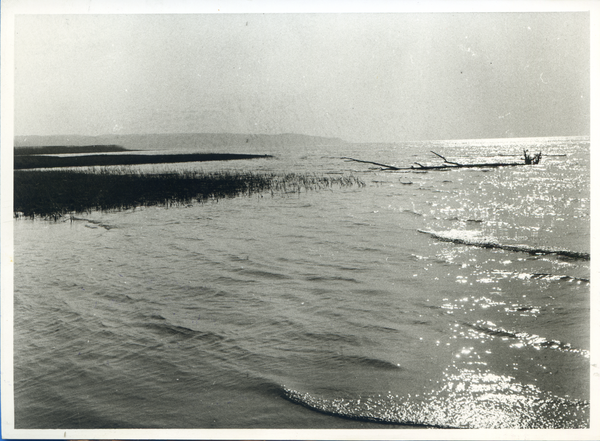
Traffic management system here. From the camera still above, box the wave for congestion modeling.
[401,209,424,217]
[491,270,589,284]
[331,354,404,371]
[281,387,452,428]
[305,275,360,283]
[302,332,361,345]
[468,320,589,357]
[142,322,224,343]
[281,386,588,429]
[419,229,590,260]
[66,216,117,230]
[446,216,484,223]
[237,268,293,280]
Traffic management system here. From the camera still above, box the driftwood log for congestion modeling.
[339,157,403,170]
[342,150,544,171]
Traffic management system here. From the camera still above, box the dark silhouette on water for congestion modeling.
[342,150,546,171]
[15,152,272,170]
[14,169,364,219]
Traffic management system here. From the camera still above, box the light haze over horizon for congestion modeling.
[14,13,590,143]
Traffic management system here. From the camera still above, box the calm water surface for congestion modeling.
[13,136,590,429]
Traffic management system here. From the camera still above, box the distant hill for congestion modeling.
[14,133,347,152]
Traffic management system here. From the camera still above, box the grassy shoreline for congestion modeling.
[15,152,273,170]
[15,168,364,219]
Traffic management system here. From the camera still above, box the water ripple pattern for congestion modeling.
[13,136,589,429]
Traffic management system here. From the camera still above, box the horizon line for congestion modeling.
[12,132,590,145]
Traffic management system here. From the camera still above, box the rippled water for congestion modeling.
[13,136,590,429]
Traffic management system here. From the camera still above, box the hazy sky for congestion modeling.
[14,12,589,142]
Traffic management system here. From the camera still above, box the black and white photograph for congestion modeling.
[1,1,597,439]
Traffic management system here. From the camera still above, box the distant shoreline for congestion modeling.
[15,145,130,156]
[14,132,347,150]
[14,152,273,170]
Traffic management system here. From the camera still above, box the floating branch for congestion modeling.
[341,157,403,170]
[343,150,545,172]
[496,153,565,157]
[429,151,461,166]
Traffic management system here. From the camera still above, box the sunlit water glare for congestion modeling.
[14,136,589,429]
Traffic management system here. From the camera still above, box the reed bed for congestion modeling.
[14,168,364,219]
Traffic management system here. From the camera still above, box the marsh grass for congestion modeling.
[14,168,364,219]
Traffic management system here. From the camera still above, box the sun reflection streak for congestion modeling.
[283,365,589,429]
